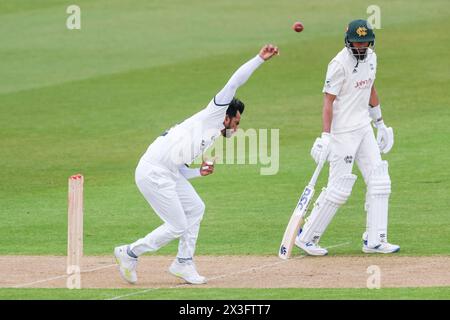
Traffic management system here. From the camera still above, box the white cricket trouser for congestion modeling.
[129,160,205,259]
[329,124,391,246]
[298,124,390,246]
[329,124,382,184]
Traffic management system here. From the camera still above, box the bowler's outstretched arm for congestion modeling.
[214,44,279,106]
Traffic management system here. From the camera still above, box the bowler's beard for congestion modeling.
[221,125,233,138]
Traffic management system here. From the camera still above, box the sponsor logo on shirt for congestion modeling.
[354,78,373,89]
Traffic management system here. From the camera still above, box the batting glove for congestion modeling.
[375,121,394,154]
[369,105,394,154]
[310,132,331,164]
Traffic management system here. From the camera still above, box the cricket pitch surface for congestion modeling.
[1,255,449,289]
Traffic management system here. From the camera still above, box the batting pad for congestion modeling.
[366,161,391,247]
[298,174,357,244]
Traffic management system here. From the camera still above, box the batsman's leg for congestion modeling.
[356,128,399,253]
[295,173,357,255]
[295,131,359,256]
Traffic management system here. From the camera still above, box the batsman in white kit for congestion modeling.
[114,44,279,284]
[295,19,400,256]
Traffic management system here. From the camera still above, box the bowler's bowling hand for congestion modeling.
[200,161,215,176]
[259,44,279,61]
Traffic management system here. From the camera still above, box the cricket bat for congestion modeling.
[278,160,325,260]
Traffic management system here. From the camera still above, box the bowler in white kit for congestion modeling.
[295,20,400,255]
[114,44,279,284]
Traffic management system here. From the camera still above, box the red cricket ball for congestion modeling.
[292,21,304,33]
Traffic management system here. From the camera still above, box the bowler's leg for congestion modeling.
[114,163,188,284]
[129,166,188,255]
[175,175,206,261]
[168,175,207,284]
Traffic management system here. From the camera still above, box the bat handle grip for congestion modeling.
[308,159,325,187]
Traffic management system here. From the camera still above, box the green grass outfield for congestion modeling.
[1,0,449,299]
[1,287,450,300]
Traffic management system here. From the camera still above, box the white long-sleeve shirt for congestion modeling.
[141,54,265,174]
[179,164,201,179]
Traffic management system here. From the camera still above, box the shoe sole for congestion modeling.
[302,251,328,256]
[169,267,207,285]
[114,249,137,284]
[295,243,328,256]
[362,247,400,254]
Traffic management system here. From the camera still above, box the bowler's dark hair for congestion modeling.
[226,98,245,118]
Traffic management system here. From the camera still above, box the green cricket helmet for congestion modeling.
[344,19,375,62]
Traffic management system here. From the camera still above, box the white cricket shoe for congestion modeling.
[295,238,328,256]
[114,245,138,284]
[362,232,400,254]
[169,259,207,285]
